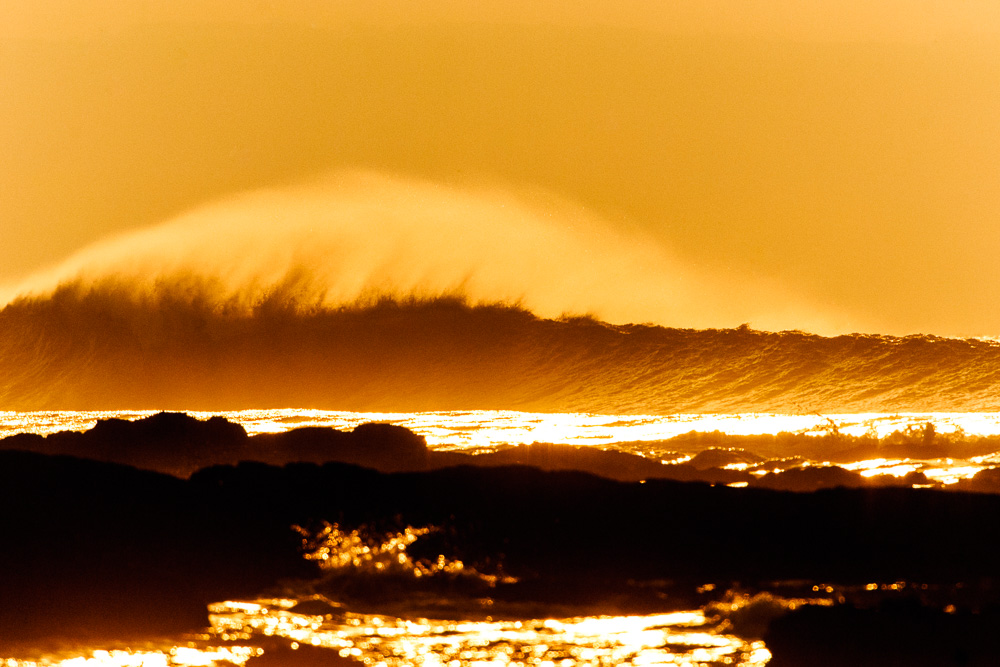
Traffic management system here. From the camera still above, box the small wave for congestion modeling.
[291,521,517,620]
[295,522,487,580]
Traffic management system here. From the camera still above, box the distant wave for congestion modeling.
[2,285,999,412]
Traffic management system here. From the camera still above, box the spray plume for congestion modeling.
[2,171,845,333]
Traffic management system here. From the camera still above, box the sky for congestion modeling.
[2,0,999,336]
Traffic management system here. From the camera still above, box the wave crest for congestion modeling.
[2,286,999,412]
[2,171,851,333]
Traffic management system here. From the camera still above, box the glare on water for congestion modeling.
[7,408,1000,446]
[3,409,999,485]
[204,600,773,667]
[2,601,773,667]
[4,409,1000,667]
[1,516,778,667]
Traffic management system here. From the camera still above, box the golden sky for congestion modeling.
[2,1,999,335]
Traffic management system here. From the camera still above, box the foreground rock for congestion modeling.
[0,451,316,649]
[0,412,427,477]
[765,603,1000,666]
[5,446,1000,650]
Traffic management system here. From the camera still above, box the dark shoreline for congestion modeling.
[6,411,1000,492]
[3,413,1000,664]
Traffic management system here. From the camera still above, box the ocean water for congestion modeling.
[5,293,1000,414]
[5,408,1000,485]
[1,408,781,666]
[5,290,1000,664]
[0,428,778,667]
[5,408,1000,666]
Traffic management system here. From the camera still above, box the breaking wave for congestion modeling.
[0,173,991,412]
[2,286,1000,412]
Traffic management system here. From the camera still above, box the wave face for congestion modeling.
[3,286,1000,412]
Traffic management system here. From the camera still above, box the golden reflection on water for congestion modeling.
[9,409,1000,448]
[207,599,773,667]
[3,523,777,667]
[2,646,261,667]
[4,410,998,488]
[5,410,999,667]
[840,457,986,486]
[4,409,1000,483]
[2,603,773,667]
[201,410,1000,450]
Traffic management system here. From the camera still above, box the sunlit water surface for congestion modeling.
[5,409,1000,666]
[4,409,1000,483]
[3,603,772,667]
[3,521,779,667]
[8,409,1000,444]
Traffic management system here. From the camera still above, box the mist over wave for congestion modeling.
[2,284,999,412]
[1,172,848,333]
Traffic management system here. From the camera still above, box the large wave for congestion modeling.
[2,284,999,412]
[3,173,990,412]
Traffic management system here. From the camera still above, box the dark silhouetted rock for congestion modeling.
[751,465,865,491]
[12,412,249,476]
[953,467,1000,494]
[454,442,675,482]
[867,470,935,488]
[7,442,1000,649]
[688,448,763,470]
[0,413,432,477]
[433,443,750,484]
[250,422,429,471]
[0,451,316,650]
[0,414,756,485]
[765,602,1000,666]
